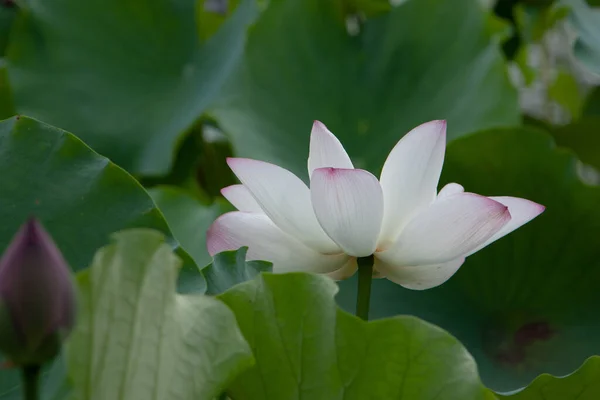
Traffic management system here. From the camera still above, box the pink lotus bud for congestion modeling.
[0,218,76,366]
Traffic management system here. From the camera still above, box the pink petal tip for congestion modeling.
[226,157,264,171]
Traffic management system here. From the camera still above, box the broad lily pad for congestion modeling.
[583,86,600,117]
[67,229,253,400]
[338,126,600,392]
[550,117,600,172]
[0,116,201,397]
[0,116,199,272]
[203,247,271,295]
[499,356,600,399]
[0,1,16,56]
[210,0,519,177]
[219,272,492,400]
[149,185,223,270]
[5,0,256,176]
[0,63,14,119]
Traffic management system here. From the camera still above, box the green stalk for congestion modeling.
[21,364,41,400]
[355,255,374,321]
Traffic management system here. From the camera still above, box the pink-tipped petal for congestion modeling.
[221,184,263,213]
[466,196,545,256]
[311,168,384,257]
[227,158,339,253]
[377,193,511,266]
[375,257,465,290]
[438,182,464,199]
[307,121,353,178]
[207,212,349,273]
[325,258,358,281]
[379,120,447,243]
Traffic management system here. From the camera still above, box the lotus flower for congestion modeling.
[207,120,544,289]
[0,218,76,366]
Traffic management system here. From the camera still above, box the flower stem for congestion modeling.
[356,255,374,321]
[21,364,41,400]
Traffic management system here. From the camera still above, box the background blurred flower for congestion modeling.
[0,218,76,366]
[207,121,545,289]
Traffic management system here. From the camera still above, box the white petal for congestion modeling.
[377,193,511,265]
[227,158,339,253]
[221,184,263,213]
[307,121,353,178]
[207,212,349,273]
[325,258,358,281]
[311,168,384,257]
[466,196,545,256]
[379,120,447,243]
[438,182,464,199]
[375,257,465,290]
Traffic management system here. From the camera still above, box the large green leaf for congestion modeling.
[146,187,273,296]
[0,62,15,119]
[0,116,198,273]
[149,185,223,270]
[499,356,600,399]
[337,126,600,392]
[550,116,600,171]
[0,1,16,56]
[203,247,271,295]
[210,0,519,177]
[583,86,600,117]
[0,116,205,397]
[5,0,256,176]
[218,272,492,400]
[67,229,253,400]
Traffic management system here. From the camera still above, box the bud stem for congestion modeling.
[355,255,374,321]
[21,364,41,400]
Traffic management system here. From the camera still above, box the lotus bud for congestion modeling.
[0,218,76,366]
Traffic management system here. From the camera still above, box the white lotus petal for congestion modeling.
[466,196,545,256]
[221,184,263,213]
[438,182,464,199]
[325,258,358,281]
[227,158,339,253]
[379,120,447,243]
[375,257,465,290]
[378,193,511,265]
[307,121,353,178]
[311,168,384,257]
[207,212,348,273]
